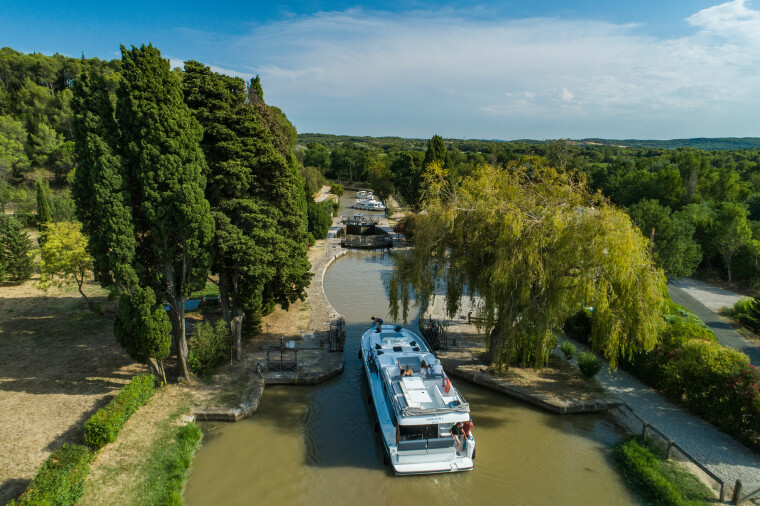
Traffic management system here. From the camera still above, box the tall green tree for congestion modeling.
[71,65,137,290]
[391,151,425,209]
[35,178,51,237]
[628,199,701,278]
[713,203,752,283]
[390,163,665,369]
[116,45,214,379]
[423,134,451,170]
[183,60,288,359]
[367,155,394,203]
[0,216,34,283]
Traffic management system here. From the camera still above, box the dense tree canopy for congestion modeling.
[116,44,215,379]
[390,162,666,369]
[183,60,311,358]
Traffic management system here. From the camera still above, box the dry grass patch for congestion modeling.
[0,278,142,505]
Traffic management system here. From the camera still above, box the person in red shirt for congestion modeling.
[462,418,474,437]
[462,418,474,454]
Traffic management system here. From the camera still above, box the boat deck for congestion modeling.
[367,329,467,417]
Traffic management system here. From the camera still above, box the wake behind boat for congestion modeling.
[360,321,475,475]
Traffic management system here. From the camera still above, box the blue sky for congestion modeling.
[3,1,759,139]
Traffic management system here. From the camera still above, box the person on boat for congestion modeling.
[398,362,414,377]
[462,418,474,452]
[420,360,431,377]
[431,359,444,376]
[450,422,464,455]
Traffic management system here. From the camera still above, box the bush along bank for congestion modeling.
[10,375,160,505]
[85,374,156,449]
[566,301,760,452]
[615,437,714,506]
[8,444,92,505]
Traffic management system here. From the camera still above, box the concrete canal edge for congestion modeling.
[194,378,266,422]
[193,241,347,422]
[440,359,622,414]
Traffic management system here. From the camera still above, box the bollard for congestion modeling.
[666,440,674,460]
[733,479,742,505]
[641,422,649,440]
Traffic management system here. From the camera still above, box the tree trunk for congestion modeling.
[232,309,245,361]
[218,274,232,324]
[76,279,100,314]
[488,327,500,365]
[727,253,733,283]
[164,262,191,382]
[147,357,166,384]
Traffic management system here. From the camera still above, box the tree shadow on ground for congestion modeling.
[0,478,31,504]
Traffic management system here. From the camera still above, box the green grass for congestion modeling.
[615,436,714,506]
[189,283,219,299]
[137,422,202,505]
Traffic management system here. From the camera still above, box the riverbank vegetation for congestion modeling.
[568,302,760,452]
[615,436,714,505]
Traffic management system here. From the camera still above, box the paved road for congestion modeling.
[668,282,760,366]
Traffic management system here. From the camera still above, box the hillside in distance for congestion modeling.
[298,133,760,152]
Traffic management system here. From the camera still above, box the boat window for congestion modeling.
[398,424,438,441]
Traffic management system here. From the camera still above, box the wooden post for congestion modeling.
[641,422,649,440]
[666,441,674,459]
[733,479,742,505]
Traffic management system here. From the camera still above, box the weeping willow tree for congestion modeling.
[389,161,666,370]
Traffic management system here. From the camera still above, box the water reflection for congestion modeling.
[185,251,635,505]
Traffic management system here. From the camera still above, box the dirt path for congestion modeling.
[0,279,142,504]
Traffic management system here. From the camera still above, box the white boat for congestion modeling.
[360,323,475,475]
[356,190,368,198]
[353,199,386,211]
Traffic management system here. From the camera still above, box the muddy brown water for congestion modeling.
[185,251,636,505]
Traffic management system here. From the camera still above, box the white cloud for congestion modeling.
[184,3,760,138]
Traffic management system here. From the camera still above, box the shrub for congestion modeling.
[84,374,156,450]
[330,183,344,198]
[727,296,760,333]
[14,444,92,505]
[188,319,230,376]
[615,437,683,506]
[577,351,603,379]
[560,341,576,361]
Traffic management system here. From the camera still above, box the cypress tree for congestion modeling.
[71,66,138,290]
[0,216,34,283]
[116,45,214,380]
[423,134,451,169]
[183,61,311,359]
[35,178,51,235]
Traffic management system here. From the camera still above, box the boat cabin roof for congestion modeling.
[366,326,469,419]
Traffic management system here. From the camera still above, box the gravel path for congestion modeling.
[668,280,760,366]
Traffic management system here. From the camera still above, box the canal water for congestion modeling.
[185,251,636,505]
